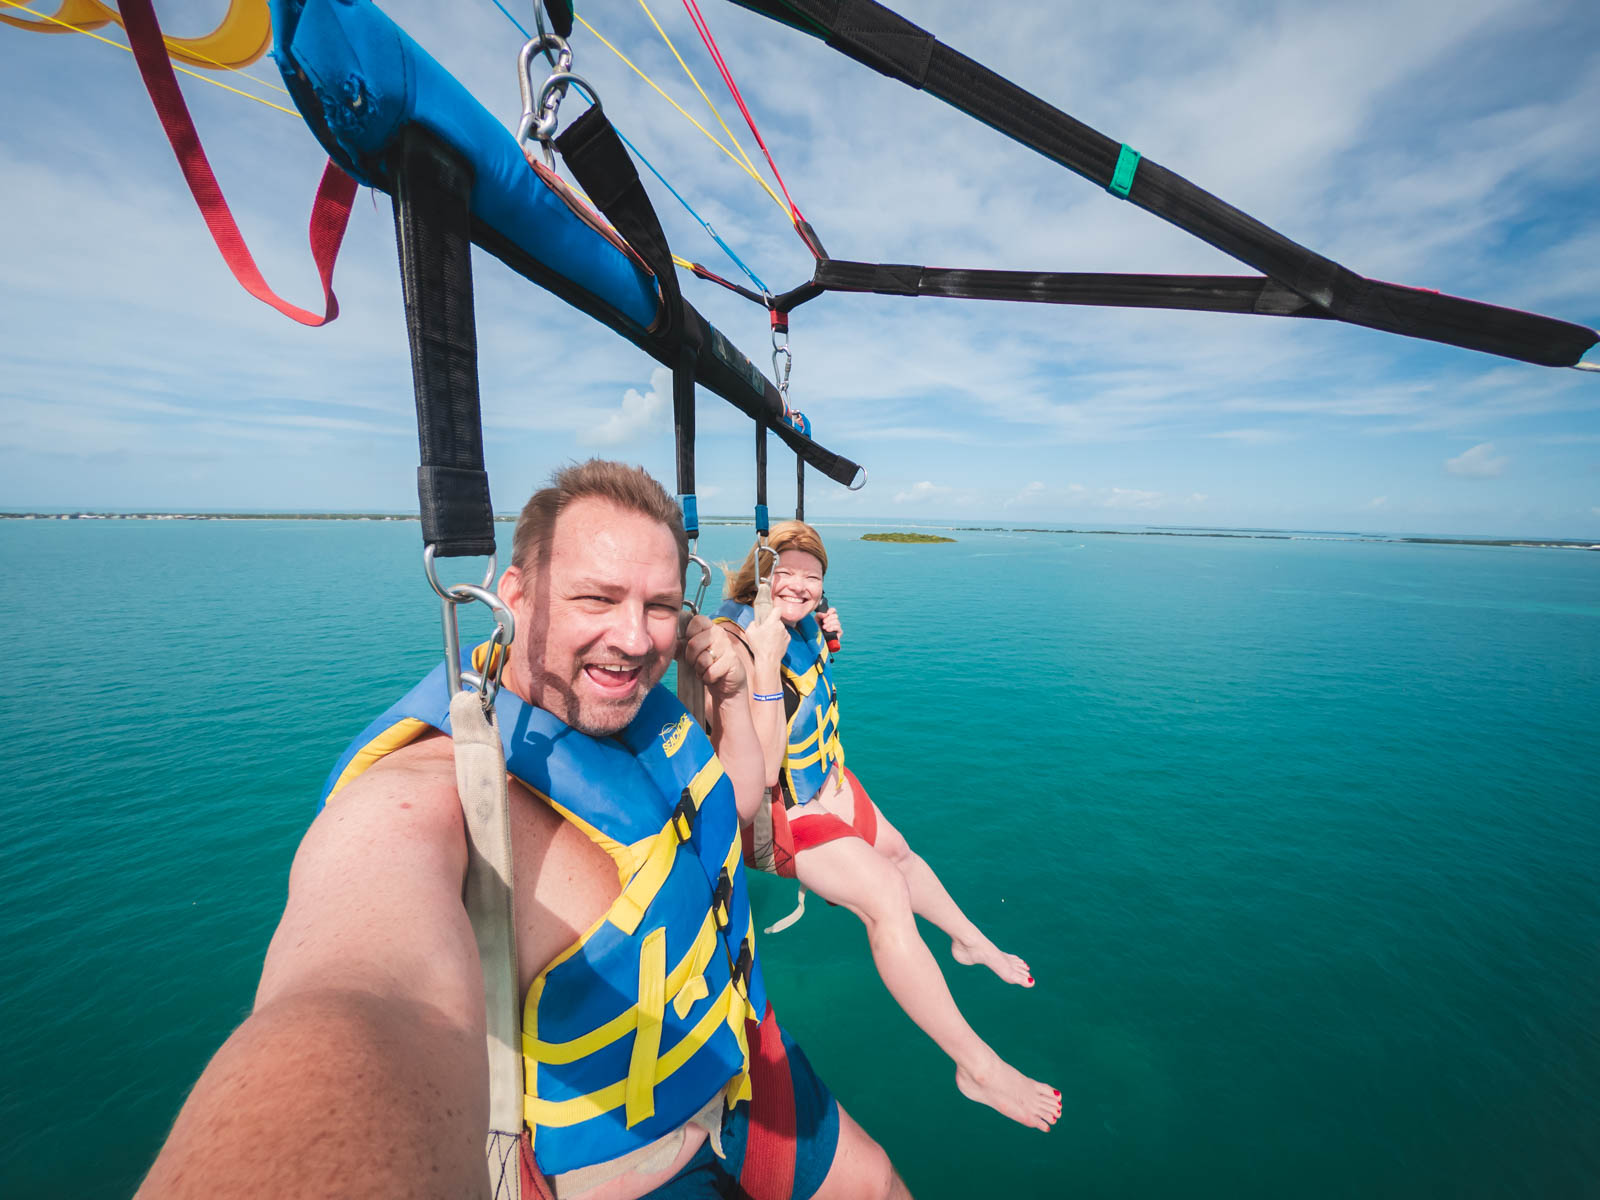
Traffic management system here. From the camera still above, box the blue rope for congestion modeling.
[612,127,770,295]
[489,0,531,38]
[482,0,770,296]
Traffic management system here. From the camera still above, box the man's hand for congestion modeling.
[745,605,790,671]
[683,614,747,705]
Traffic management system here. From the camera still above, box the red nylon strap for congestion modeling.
[118,0,357,327]
[679,0,818,258]
[740,1004,799,1200]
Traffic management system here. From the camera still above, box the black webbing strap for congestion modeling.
[808,262,1597,367]
[549,106,867,486]
[556,107,686,350]
[754,423,769,536]
[541,0,573,38]
[723,0,1598,368]
[674,342,699,539]
[795,456,805,521]
[689,261,769,306]
[392,127,496,556]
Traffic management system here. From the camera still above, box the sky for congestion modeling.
[2,0,1598,537]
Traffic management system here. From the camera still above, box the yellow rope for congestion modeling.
[2,0,290,96]
[573,11,790,219]
[632,0,762,184]
[11,0,733,282]
[0,0,297,115]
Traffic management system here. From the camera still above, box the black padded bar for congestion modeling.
[392,127,496,557]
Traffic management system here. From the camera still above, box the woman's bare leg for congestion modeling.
[792,831,1060,1132]
[818,780,1033,988]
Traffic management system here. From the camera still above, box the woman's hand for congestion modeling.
[745,606,790,671]
[816,606,843,640]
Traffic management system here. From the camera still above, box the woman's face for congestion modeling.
[769,548,825,626]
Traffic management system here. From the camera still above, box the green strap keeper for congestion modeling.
[1109,143,1141,199]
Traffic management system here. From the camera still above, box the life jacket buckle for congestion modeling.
[711,865,733,932]
[731,939,753,1000]
[671,787,697,843]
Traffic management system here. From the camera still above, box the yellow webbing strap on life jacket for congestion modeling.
[625,928,669,1127]
[525,980,745,1129]
[607,756,724,935]
[526,909,718,1064]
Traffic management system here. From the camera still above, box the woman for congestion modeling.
[709,520,1060,1132]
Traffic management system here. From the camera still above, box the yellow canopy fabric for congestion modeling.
[0,0,271,69]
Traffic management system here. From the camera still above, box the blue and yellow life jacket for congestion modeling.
[321,656,768,1176]
[713,601,844,807]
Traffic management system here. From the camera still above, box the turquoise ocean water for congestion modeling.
[2,518,1597,1197]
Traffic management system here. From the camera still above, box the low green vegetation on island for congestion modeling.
[861,531,956,543]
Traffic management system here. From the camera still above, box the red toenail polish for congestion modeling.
[1053,1089,1059,1096]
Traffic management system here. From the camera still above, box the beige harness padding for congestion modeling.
[744,580,779,873]
[675,609,708,727]
[764,887,807,935]
[450,689,524,1200]
[742,580,807,932]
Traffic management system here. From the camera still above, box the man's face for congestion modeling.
[770,548,825,627]
[502,497,683,736]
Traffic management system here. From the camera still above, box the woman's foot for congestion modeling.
[952,936,1033,987]
[955,1055,1062,1132]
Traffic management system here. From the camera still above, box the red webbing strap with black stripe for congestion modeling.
[119,0,356,327]
[740,1004,799,1200]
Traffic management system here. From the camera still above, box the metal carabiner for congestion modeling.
[448,582,515,712]
[755,542,779,590]
[423,546,512,711]
[424,544,497,601]
[516,34,574,166]
[683,551,713,617]
[770,326,792,403]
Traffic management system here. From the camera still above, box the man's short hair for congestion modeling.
[512,459,688,576]
[725,519,829,605]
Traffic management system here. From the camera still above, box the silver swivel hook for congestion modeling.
[424,545,514,713]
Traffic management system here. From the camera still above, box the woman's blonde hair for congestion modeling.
[724,520,829,605]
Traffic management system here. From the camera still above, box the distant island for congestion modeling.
[2,513,1594,551]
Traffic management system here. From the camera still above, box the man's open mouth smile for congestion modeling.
[583,663,643,695]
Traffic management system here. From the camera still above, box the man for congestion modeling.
[138,460,907,1199]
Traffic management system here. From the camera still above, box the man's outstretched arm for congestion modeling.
[138,746,490,1199]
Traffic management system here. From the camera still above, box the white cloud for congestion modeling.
[1445,442,1509,477]
[893,480,950,504]
[581,367,671,447]
[1368,496,1390,508]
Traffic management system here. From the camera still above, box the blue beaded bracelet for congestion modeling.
[752,691,783,702]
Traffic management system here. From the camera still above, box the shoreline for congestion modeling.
[2,511,1595,551]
